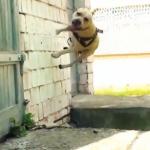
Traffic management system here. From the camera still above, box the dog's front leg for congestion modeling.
[59,50,93,69]
[56,27,68,35]
[51,47,74,58]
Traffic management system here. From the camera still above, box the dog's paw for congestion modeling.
[51,53,58,58]
[59,64,63,69]
[63,47,68,49]
[55,29,61,35]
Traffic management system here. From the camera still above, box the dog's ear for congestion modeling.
[91,8,99,16]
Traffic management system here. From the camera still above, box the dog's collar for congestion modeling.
[73,28,103,47]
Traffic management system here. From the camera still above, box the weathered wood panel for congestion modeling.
[0,0,13,52]
[0,65,16,111]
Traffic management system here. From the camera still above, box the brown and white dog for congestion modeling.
[51,8,103,69]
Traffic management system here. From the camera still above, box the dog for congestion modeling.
[51,8,103,69]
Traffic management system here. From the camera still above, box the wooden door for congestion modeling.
[0,0,24,138]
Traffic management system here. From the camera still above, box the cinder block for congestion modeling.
[52,67,61,82]
[23,73,28,90]
[42,36,48,50]
[87,63,93,73]
[31,0,37,16]
[45,52,52,67]
[40,85,48,102]
[38,52,46,68]
[88,73,93,84]
[26,15,36,34]
[61,94,69,108]
[33,105,39,122]
[66,79,71,93]
[79,83,94,94]
[61,0,67,10]
[60,108,68,117]
[56,120,63,125]
[21,0,28,14]
[67,68,71,79]
[45,68,53,84]
[39,69,46,85]
[41,3,46,18]
[54,96,62,112]
[53,111,61,121]
[63,68,68,80]
[51,54,61,66]
[20,34,25,52]
[67,92,72,105]
[61,80,66,94]
[79,74,88,85]
[35,18,44,35]
[26,0,32,14]
[88,83,94,94]
[38,117,48,125]
[49,98,55,114]
[54,82,62,96]
[64,12,69,23]
[38,102,43,120]
[47,83,55,99]
[20,14,26,32]
[59,10,65,23]
[55,8,60,22]
[31,70,39,87]
[36,1,42,17]
[59,69,64,80]
[23,53,31,73]
[42,100,50,117]
[52,7,57,21]
[78,63,87,74]
[19,0,22,12]
[30,87,40,105]
[48,0,55,5]
[27,71,32,89]
[41,0,48,3]
[24,90,31,101]
[28,105,39,122]
[62,116,70,124]
[23,34,30,51]
[49,6,53,20]
[28,52,39,69]
[24,90,32,108]
[29,35,35,50]
[48,115,54,124]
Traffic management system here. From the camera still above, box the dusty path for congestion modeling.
[0,128,125,150]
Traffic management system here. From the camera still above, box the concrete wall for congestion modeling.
[19,0,71,125]
[19,0,93,125]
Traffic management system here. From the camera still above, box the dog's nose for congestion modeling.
[72,19,81,26]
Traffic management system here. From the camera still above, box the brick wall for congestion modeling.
[19,0,71,125]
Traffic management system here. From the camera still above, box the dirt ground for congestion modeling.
[0,127,124,150]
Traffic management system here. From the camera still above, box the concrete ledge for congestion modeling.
[71,94,150,130]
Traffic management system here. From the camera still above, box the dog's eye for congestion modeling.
[77,12,82,16]
[84,17,89,21]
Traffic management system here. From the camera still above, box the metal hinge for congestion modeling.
[19,53,26,75]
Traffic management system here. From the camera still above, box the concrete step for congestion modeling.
[71,94,150,130]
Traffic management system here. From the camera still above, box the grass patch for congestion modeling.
[94,85,150,96]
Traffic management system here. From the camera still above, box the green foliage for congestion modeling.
[10,113,35,138]
[23,113,35,130]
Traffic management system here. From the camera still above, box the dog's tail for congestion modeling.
[91,8,100,16]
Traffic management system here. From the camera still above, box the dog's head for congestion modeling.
[69,8,93,32]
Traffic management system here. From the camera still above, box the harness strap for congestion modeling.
[67,28,103,47]
[73,28,98,47]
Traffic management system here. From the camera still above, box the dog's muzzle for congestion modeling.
[72,19,81,26]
